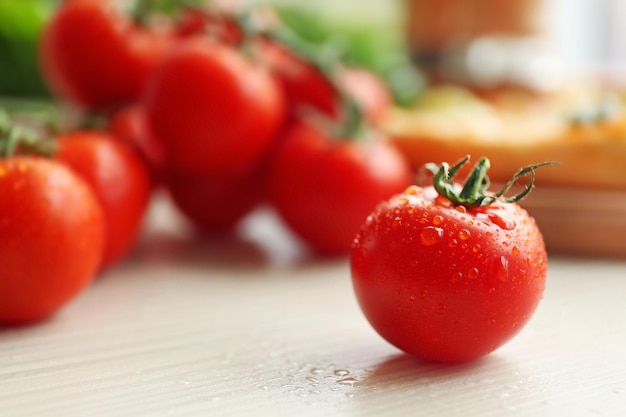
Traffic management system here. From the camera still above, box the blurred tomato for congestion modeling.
[165,164,268,233]
[56,130,152,269]
[267,120,413,255]
[0,156,104,324]
[143,37,285,176]
[39,0,174,111]
[110,105,167,185]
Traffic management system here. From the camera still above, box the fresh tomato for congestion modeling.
[267,120,413,255]
[175,6,243,45]
[339,67,392,124]
[143,37,285,176]
[256,37,391,124]
[109,104,167,185]
[39,0,174,111]
[256,37,336,119]
[165,164,267,233]
[350,156,550,362]
[55,130,152,270]
[0,156,104,324]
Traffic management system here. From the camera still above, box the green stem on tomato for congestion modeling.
[232,7,368,140]
[0,109,57,158]
[131,0,207,26]
[426,156,558,208]
[266,26,367,140]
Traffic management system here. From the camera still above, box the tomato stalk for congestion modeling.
[131,0,207,25]
[200,5,368,141]
[259,24,368,140]
[426,155,558,208]
[0,110,57,158]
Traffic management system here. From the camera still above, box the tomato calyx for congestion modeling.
[0,111,57,158]
[425,155,558,208]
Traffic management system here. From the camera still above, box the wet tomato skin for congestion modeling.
[0,157,105,324]
[350,185,548,362]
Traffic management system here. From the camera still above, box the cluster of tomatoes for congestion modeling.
[0,0,413,325]
[0,112,152,324]
[40,0,415,249]
[2,0,550,363]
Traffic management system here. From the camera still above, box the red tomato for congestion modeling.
[56,131,152,269]
[0,157,104,324]
[256,38,336,119]
[175,7,243,45]
[39,0,173,111]
[339,67,392,124]
[350,157,549,362]
[109,105,167,185]
[144,37,285,176]
[257,38,391,124]
[165,165,267,233]
[267,120,413,255]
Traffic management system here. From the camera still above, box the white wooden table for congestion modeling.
[1,198,625,417]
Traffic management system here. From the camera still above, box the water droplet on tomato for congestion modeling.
[496,256,510,282]
[488,213,516,230]
[435,195,452,207]
[405,186,418,195]
[512,246,521,256]
[337,377,358,386]
[472,244,481,253]
[458,229,471,241]
[467,267,479,279]
[455,205,467,213]
[391,217,402,230]
[432,215,444,225]
[398,197,409,205]
[488,319,496,326]
[420,226,444,246]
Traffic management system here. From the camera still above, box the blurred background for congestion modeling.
[1,0,625,100]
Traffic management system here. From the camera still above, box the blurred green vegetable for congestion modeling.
[0,0,57,98]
